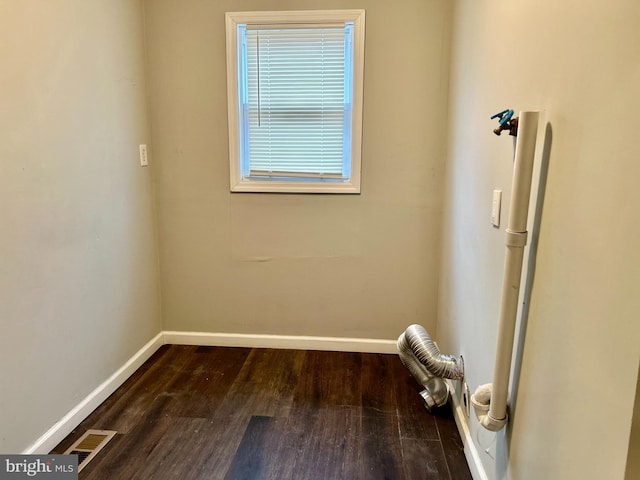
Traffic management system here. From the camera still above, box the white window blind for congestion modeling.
[239,24,354,179]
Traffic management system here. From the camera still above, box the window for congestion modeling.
[225,10,365,193]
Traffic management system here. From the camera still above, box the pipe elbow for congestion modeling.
[471,383,507,432]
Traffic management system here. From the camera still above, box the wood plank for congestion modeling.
[400,438,452,480]
[360,353,397,414]
[81,416,174,480]
[156,346,251,418]
[389,354,440,440]
[223,415,301,480]
[291,350,362,411]
[86,345,196,433]
[288,406,361,480]
[359,410,407,479]
[214,348,305,418]
[133,416,249,480]
[435,404,474,480]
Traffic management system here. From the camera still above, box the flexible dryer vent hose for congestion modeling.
[397,324,464,411]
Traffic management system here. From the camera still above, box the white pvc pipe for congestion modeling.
[472,111,539,431]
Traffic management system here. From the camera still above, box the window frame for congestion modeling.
[225,10,365,194]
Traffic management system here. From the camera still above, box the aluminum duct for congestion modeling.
[397,324,464,411]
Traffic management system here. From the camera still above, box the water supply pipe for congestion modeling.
[471,111,540,431]
[397,324,464,411]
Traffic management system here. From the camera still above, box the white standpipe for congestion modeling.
[471,111,539,431]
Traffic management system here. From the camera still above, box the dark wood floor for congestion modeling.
[53,345,472,480]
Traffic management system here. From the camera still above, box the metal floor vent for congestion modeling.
[63,429,117,472]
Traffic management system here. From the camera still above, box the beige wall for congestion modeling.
[144,0,452,339]
[438,1,640,479]
[0,0,161,453]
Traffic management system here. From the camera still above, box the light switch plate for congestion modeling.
[491,189,502,227]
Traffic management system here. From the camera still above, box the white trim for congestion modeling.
[23,332,164,455]
[24,330,396,454]
[225,11,241,192]
[225,9,365,194]
[225,9,367,24]
[162,331,397,354]
[230,180,361,194]
[447,379,490,480]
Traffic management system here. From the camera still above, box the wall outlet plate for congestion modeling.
[139,144,148,166]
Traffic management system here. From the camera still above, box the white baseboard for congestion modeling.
[24,332,164,455]
[25,330,397,454]
[162,330,398,354]
[447,379,489,480]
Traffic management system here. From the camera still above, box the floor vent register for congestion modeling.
[63,429,117,472]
